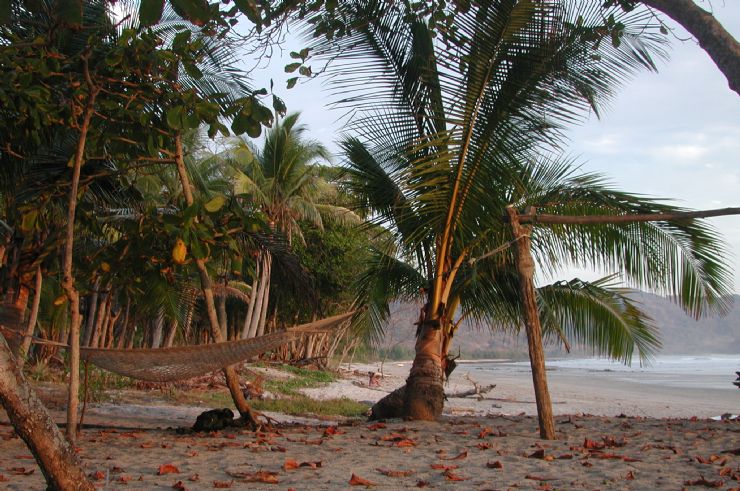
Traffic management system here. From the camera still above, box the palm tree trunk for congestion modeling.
[507,206,555,440]
[217,294,228,341]
[115,296,131,349]
[0,284,30,355]
[256,254,272,337]
[163,319,178,348]
[174,134,258,428]
[81,278,100,347]
[19,266,42,365]
[0,336,93,490]
[150,310,164,349]
[246,252,269,339]
[89,292,107,349]
[403,311,446,420]
[63,63,99,441]
[241,257,260,339]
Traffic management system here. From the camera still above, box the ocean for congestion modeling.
[466,354,740,392]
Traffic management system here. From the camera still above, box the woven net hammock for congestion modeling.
[75,311,353,382]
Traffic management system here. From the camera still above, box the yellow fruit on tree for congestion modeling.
[172,239,187,265]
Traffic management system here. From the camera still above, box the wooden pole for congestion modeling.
[507,206,556,440]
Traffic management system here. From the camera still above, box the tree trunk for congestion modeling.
[639,0,740,96]
[150,310,164,349]
[19,267,42,365]
[402,316,445,420]
[115,296,131,349]
[217,294,228,341]
[163,319,178,348]
[0,285,30,355]
[256,254,272,338]
[89,292,107,349]
[241,257,260,339]
[174,134,258,428]
[81,278,100,348]
[507,206,555,440]
[62,69,98,442]
[0,333,93,489]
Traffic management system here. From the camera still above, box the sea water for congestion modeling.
[467,354,740,392]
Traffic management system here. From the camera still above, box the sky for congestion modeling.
[247,2,740,294]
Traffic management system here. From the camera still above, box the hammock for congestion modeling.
[7,311,353,383]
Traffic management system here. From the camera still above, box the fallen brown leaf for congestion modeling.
[625,471,635,480]
[684,476,724,488]
[90,470,106,481]
[440,450,467,461]
[583,438,605,450]
[0,474,7,482]
[323,426,346,436]
[158,464,180,475]
[443,469,468,481]
[172,481,187,490]
[477,442,493,450]
[349,473,375,486]
[430,464,458,471]
[416,480,430,488]
[212,481,233,488]
[188,473,200,481]
[525,475,557,481]
[486,461,503,469]
[528,449,545,459]
[375,468,414,477]
[367,423,386,431]
[9,467,34,476]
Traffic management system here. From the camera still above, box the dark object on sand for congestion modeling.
[193,408,234,432]
[734,371,740,389]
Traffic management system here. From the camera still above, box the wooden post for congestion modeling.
[507,206,556,440]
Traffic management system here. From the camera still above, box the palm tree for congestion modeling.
[217,112,356,339]
[314,0,733,424]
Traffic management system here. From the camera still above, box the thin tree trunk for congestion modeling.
[174,134,258,427]
[20,266,42,365]
[62,62,99,442]
[256,254,272,338]
[0,336,93,490]
[163,319,178,348]
[115,296,131,349]
[89,292,107,349]
[217,294,228,341]
[246,253,269,339]
[81,278,100,347]
[105,305,120,349]
[507,206,555,440]
[241,257,260,339]
[150,310,164,349]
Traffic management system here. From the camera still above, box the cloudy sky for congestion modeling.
[250,2,740,294]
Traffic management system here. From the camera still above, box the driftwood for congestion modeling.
[445,374,496,400]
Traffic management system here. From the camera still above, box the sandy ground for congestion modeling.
[0,362,738,489]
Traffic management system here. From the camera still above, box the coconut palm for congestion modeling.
[313,0,732,422]
[214,112,356,339]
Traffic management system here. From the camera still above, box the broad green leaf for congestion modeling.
[183,62,203,80]
[171,0,210,26]
[166,106,184,129]
[285,62,301,73]
[286,77,298,89]
[204,194,226,213]
[139,0,165,27]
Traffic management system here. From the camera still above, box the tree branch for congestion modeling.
[516,206,740,225]
[640,0,740,95]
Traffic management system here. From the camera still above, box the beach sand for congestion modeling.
[0,362,738,489]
